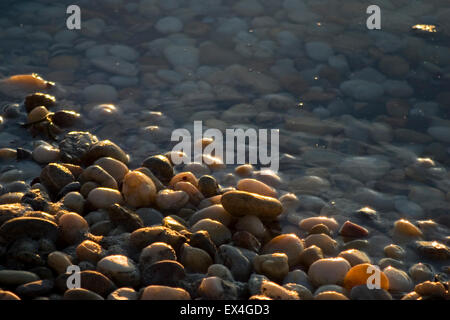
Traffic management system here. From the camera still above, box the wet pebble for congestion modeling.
[299,216,339,232]
[338,249,371,266]
[32,144,60,164]
[384,244,406,260]
[304,233,338,255]
[221,190,283,220]
[414,281,446,298]
[409,263,434,283]
[63,288,104,300]
[383,266,413,293]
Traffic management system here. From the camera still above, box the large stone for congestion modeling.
[59,131,99,164]
[122,171,157,208]
[0,217,58,243]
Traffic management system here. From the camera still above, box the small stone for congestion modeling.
[108,287,138,300]
[393,219,423,237]
[79,270,117,297]
[107,203,144,232]
[207,264,234,282]
[141,260,186,287]
[314,291,349,300]
[401,291,421,300]
[142,155,174,184]
[308,224,331,236]
[0,270,39,287]
[59,131,99,165]
[130,226,187,252]
[94,157,129,184]
[343,263,389,291]
[308,258,351,287]
[232,230,261,252]
[283,283,313,300]
[140,285,190,300]
[237,178,277,198]
[58,212,89,244]
[189,204,233,227]
[305,41,334,62]
[299,217,339,232]
[299,245,323,269]
[139,242,177,267]
[155,16,183,34]
[262,234,304,267]
[180,243,213,273]
[32,144,60,164]
[197,276,237,300]
[63,288,104,300]
[189,231,218,259]
[260,280,299,300]
[339,220,369,238]
[76,240,104,263]
[198,175,218,198]
[82,140,128,166]
[191,218,231,246]
[0,217,58,243]
[235,215,266,238]
[121,171,156,208]
[338,249,371,267]
[415,241,450,260]
[40,163,75,194]
[383,266,413,293]
[408,263,434,283]
[47,251,72,274]
[384,244,406,260]
[97,255,140,287]
[0,290,21,300]
[235,164,254,177]
[253,253,290,281]
[350,285,393,300]
[155,189,189,212]
[87,187,124,209]
[221,190,283,220]
[304,233,338,255]
[61,192,85,214]
[174,181,204,206]
[414,281,446,298]
[217,244,252,282]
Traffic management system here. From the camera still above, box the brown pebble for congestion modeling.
[308,223,331,236]
[58,212,89,244]
[76,240,104,263]
[299,245,323,269]
[140,285,191,300]
[339,220,369,238]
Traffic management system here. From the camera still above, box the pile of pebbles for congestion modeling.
[0,89,449,300]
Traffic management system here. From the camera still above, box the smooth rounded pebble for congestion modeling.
[0,270,40,286]
[262,234,304,267]
[383,266,413,292]
[87,187,124,209]
[122,171,157,208]
[139,242,177,267]
[97,255,140,287]
[180,243,213,273]
[156,189,189,211]
[58,212,89,244]
[47,251,73,274]
[299,245,323,269]
[338,249,371,266]
[384,244,406,260]
[308,258,351,287]
[32,144,60,164]
[414,281,446,297]
[237,178,277,198]
[304,233,338,255]
[221,190,283,220]
[76,240,104,263]
[299,216,339,232]
[107,287,138,300]
[314,291,349,300]
[63,288,104,300]
[94,157,129,184]
[191,218,231,246]
[235,215,266,238]
[253,253,290,281]
[393,219,423,237]
[140,285,190,300]
[408,263,434,283]
[343,263,389,291]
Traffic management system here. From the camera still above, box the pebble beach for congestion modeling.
[0,0,449,301]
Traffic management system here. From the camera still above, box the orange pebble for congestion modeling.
[169,172,198,188]
[4,73,52,90]
[343,263,389,291]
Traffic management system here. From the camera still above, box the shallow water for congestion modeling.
[0,0,449,299]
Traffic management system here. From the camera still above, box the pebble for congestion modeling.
[47,251,72,274]
[16,279,54,298]
[217,244,252,282]
[340,80,384,101]
[221,190,283,220]
[207,264,234,282]
[234,215,266,239]
[0,270,40,286]
[76,240,104,263]
[142,155,174,184]
[339,220,369,238]
[164,45,199,70]
[140,260,186,287]
[191,218,231,246]
[197,175,218,198]
[299,217,339,232]
[32,144,60,164]
[262,234,304,267]
[283,283,313,300]
[393,219,423,237]
[260,280,299,300]
[83,84,118,103]
[0,216,58,243]
[343,263,390,291]
[97,255,140,287]
[82,165,118,189]
[40,163,75,194]
[91,56,138,77]
[349,285,393,300]
[314,291,349,300]
[139,242,177,267]
[414,281,446,298]
[87,187,124,209]
[237,178,277,198]
[63,288,104,300]
[304,233,338,255]
[415,241,449,260]
[108,287,138,300]
[130,226,187,252]
[253,253,290,281]
[174,181,204,206]
[189,204,233,227]
[232,230,261,252]
[408,263,434,283]
[338,249,371,267]
[141,285,190,300]
[180,243,213,274]
[427,126,450,143]
[308,224,331,236]
[58,212,89,244]
[197,276,237,300]
[308,258,351,287]
[299,245,323,269]
[109,44,139,62]
[82,140,129,166]
[58,131,99,165]
[383,266,413,292]
[107,203,144,232]
[121,171,156,208]
[384,244,406,260]
[62,191,85,214]
[169,172,198,188]
[0,290,20,300]
[156,189,189,212]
